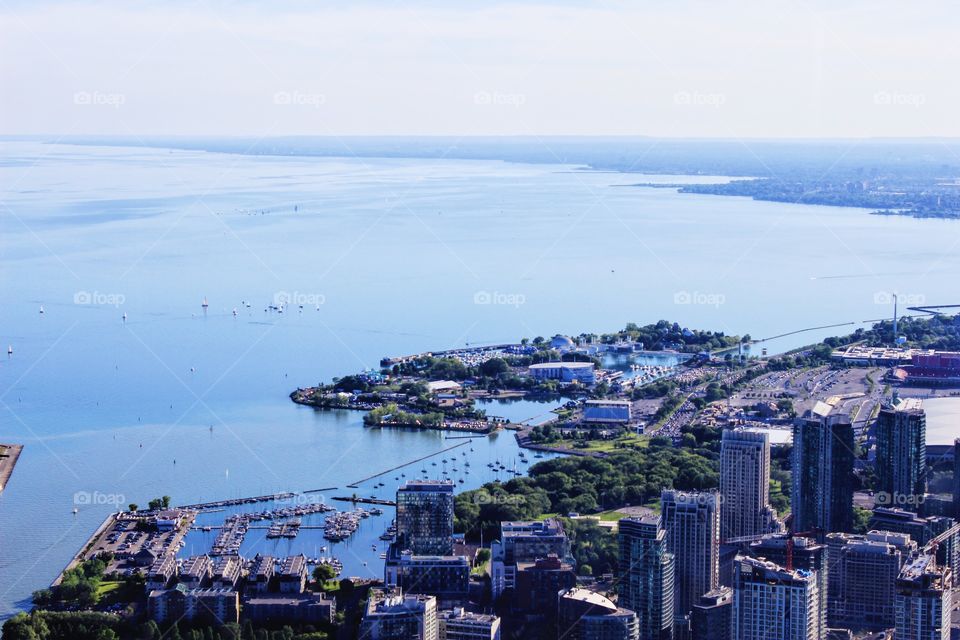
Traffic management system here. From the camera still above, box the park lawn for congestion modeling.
[95,581,121,597]
[575,433,649,454]
[596,510,630,522]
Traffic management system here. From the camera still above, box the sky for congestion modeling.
[1,0,958,138]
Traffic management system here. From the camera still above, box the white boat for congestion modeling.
[39,305,44,314]
[202,297,209,308]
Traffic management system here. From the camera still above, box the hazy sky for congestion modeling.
[2,1,957,137]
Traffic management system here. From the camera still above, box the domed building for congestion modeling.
[550,334,575,351]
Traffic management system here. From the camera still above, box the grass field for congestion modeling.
[573,433,649,454]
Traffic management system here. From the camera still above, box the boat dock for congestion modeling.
[380,342,520,367]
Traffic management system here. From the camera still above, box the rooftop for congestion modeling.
[559,588,617,614]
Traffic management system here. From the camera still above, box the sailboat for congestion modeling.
[39,305,44,314]
[201,297,209,309]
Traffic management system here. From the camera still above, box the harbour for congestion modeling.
[3,140,960,621]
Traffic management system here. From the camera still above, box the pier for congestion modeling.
[332,496,397,506]
[346,441,469,487]
[0,444,23,493]
[177,492,296,511]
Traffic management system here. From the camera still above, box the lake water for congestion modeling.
[1,140,959,617]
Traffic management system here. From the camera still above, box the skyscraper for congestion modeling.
[869,507,960,582]
[791,406,854,534]
[875,398,926,511]
[750,534,827,634]
[618,515,675,640]
[732,556,822,640]
[396,480,455,555]
[719,429,780,541]
[953,438,960,519]
[660,490,720,633]
[824,531,915,631]
[895,555,951,640]
[360,588,439,640]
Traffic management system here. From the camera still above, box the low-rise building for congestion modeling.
[152,509,185,532]
[557,588,639,640]
[148,586,239,626]
[514,555,576,617]
[247,555,275,595]
[243,593,336,625]
[582,400,632,424]
[438,608,501,640]
[278,554,308,594]
[527,362,596,385]
[691,586,732,640]
[179,555,212,590]
[146,553,177,592]
[212,554,242,589]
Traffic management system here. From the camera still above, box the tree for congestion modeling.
[128,503,139,512]
[313,564,338,584]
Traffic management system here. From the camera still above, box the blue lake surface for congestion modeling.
[1,140,959,617]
